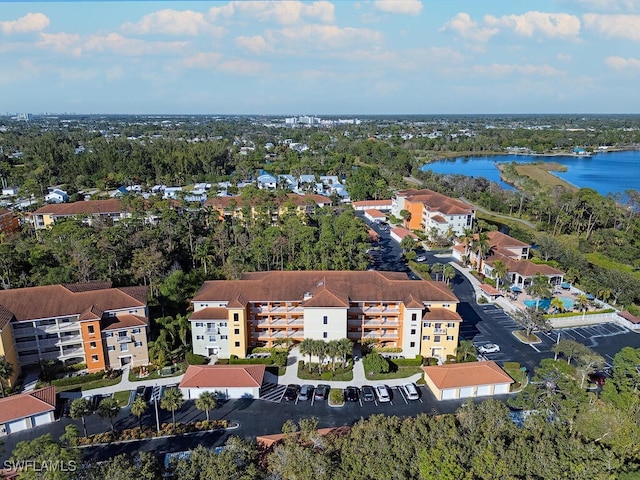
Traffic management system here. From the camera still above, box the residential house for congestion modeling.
[0,209,19,235]
[352,200,392,212]
[0,386,56,435]
[44,188,68,204]
[391,189,475,236]
[32,199,130,229]
[0,282,150,375]
[179,364,266,399]
[257,173,278,190]
[422,361,513,400]
[190,270,462,362]
[204,193,332,225]
[453,231,564,288]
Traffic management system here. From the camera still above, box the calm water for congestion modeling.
[421,150,640,196]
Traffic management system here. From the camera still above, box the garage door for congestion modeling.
[459,386,475,398]
[476,385,493,397]
[32,412,52,426]
[7,418,28,433]
[494,384,510,395]
[442,389,457,400]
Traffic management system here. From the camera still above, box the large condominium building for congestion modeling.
[0,282,150,384]
[0,209,19,235]
[391,189,475,237]
[205,193,332,224]
[190,270,462,362]
[32,199,130,229]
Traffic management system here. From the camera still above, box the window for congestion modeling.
[323,332,328,339]
[323,316,328,325]
[195,322,204,328]
[233,313,239,322]
[446,336,454,341]
[90,342,97,349]
[434,336,441,343]
[447,323,455,328]
[422,335,430,341]
[220,335,228,340]
[410,329,416,335]
[423,322,431,328]
[107,346,115,352]
[219,322,227,327]
[87,325,95,334]
[134,341,143,347]
[411,313,417,321]
[443,304,450,308]
[207,323,214,329]
[118,331,127,337]
[435,323,442,329]
[234,328,240,335]
[410,341,415,348]
[196,335,204,340]
[105,332,113,338]
[91,354,99,362]
[234,341,240,347]
[121,344,129,352]
[129,310,137,314]
[132,328,141,334]
[209,336,216,342]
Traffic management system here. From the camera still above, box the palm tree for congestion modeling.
[314,341,328,374]
[526,273,552,311]
[161,387,184,428]
[0,356,14,398]
[459,228,475,261]
[400,236,416,255]
[472,232,491,273]
[98,397,121,433]
[575,294,590,320]
[131,396,147,431]
[70,397,93,437]
[299,338,315,372]
[491,260,508,291]
[195,391,217,422]
[431,263,444,281]
[455,340,477,362]
[443,264,456,285]
[326,340,340,371]
[399,209,412,227]
[338,338,353,368]
[550,297,565,314]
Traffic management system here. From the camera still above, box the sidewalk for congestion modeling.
[449,262,518,313]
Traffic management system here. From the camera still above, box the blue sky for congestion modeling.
[1,0,639,114]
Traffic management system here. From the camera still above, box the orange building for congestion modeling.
[0,209,19,236]
[0,282,149,375]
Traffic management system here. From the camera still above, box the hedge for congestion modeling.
[51,371,108,387]
[544,308,615,319]
[389,355,424,367]
[186,352,207,365]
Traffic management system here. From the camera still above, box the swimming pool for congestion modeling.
[523,297,574,311]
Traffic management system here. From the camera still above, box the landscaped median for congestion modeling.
[328,388,345,407]
[73,420,237,447]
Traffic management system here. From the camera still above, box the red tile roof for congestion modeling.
[33,199,124,216]
[479,284,502,297]
[422,308,462,321]
[205,194,330,209]
[101,314,148,331]
[423,361,513,389]
[179,365,266,388]
[364,209,386,218]
[618,311,640,324]
[390,227,418,240]
[302,287,349,308]
[0,386,56,424]
[189,307,230,321]
[193,271,458,306]
[353,200,392,208]
[396,189,474,216]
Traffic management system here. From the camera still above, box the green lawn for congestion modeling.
[297,367,353,382]
[113,390,132,407]
[129,362,187,382]
[364,366,423,381]
[53,377,122,393]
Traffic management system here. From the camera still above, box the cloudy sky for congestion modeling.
[1,0,639,114]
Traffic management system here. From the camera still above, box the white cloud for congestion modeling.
[219,59,268,75]
[266,24,382,50]
[183,52,224,69]
[181,52,267,75]
[373,0,423,16]
[122,9,223,37]
[557,53,572,62]
[235,35,269,54]
[38,32,187,57]
[441,12,498,43]
[605,56,640,70]
[471,63,563,77]
[484,11,581,39]
[583,14,640,40]
[208,1,335,25]
[573,0,640,12]
[1,13,49,35]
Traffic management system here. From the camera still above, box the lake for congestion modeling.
[421,150,640,196]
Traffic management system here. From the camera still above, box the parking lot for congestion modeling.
[274,383,427,407]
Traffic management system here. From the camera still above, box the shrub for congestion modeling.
[390,355,424,367]
[329,388,344,404]
[186,352,207,365]
[484,278,496,287]
[321,372,334,381]
[373,347,402,353]
[477,296,488,304]
[424,357,439,366]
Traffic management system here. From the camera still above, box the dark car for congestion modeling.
[283,384,300,401]
[589,372,607,386]
[314,384,329,400]
[361,385,375,402]
[345,386,359,402]
[61,398,71,417]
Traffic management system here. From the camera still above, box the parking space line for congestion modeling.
[572,329,587,338]
[529,344,540,352]
[397,387,408,405]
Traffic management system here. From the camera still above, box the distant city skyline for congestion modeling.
[1,1,639,114]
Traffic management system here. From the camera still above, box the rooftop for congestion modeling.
[179,364,266,389]
[423,361,513,389]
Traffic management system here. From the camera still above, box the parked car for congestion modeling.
[61,398,71,417]
[375,385,390,402]
[589,372,607,386]
[361,385,375,402]
[345,386,359,402]
[298,384,314,401]
[283,384,300,401]
[314,384,329,401]
[401,383,420,400]
[416,255,427,262]
[478,343,501,354]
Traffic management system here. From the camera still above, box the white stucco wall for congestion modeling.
[303,308,347,340]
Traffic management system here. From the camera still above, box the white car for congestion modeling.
[375,385,391,402]
[401,383,420,400]
[415,255,427,262]
[478,343,501,354]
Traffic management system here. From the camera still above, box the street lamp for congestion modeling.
[154,385,160,433]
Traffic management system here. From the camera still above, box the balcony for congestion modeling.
[363,319,400,327]
[18,354,41,365]
[256,318,304,328]
[56,335,83,346]
[205,328,220,335]
[60,348,84,359]
[15,340,38,351]
[433,328,447,334]
[117,335,132,343]
[362,305,400,314]
[363,331,399,339]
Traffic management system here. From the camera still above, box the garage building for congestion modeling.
[179,364,265,400]
[0,386,56,436]
[423,361,513,401]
